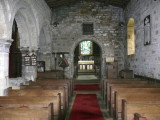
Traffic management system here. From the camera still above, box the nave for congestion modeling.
[1,71,160,120]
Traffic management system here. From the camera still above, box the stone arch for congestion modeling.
[38,22,52,71]
[0,0,9,38]
[70,37,104,55]
[38,22,51,52]
[9,0,38,49]
[68,36,105,79]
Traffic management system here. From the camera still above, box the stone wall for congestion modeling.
[125,0,160,79]
[52,1,126,78]
[0,0,51,95]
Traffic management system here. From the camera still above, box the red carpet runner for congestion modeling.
[70,94,104,120]
[74,84,100,90]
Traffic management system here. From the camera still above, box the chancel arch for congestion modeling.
[73,39,103,79]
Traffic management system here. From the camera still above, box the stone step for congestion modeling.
[74,79,100,85]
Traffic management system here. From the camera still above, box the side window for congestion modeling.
[127,18,135,55]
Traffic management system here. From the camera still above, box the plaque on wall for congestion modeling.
[31,54,37,66]
[24,55,31,66]
[144,15,151,46]
[82,23,94,35]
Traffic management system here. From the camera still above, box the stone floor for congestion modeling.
[64,73,113,120]
[76,74,98,80]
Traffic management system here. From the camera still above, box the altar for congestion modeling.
[78,61,94,70]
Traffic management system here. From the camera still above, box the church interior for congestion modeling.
[0,0,160,120]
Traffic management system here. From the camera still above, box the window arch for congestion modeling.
[127,18,135,55]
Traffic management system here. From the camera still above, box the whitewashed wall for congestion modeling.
[125,0,160,79]
[0,0,51,95]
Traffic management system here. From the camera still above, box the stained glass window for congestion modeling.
[80,41,93,55]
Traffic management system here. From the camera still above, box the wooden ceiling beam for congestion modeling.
[45,0,130,9]
[48,0,78,8]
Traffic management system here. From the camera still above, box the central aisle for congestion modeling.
[70,94,104,120]
[65,73,111,120]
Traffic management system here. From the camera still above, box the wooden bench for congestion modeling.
[37,71,64,79]
[7,89,61,117]
[122,99,160,120]
[115,93,160,120]
[29,79,73,97]
[0,107,52,120]
[106,80,147,98]
[0,97,54,119]
[110,88,160,115]
[29,81,71,102]
[102,78,142,99]
[35,78,74,94]
[20,85,68,111]
[107,83,154,108]
[101,78,140,97]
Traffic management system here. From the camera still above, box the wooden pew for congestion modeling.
[107,83,154,108]
[7,89,61,118]
[101,78,140,98]
[35,78,74,94]
[37,71,58,79]
[0,107,52,120]
[115,93,160,120]
[122,99,160,120]
[20,85,68,110]
[0,97,54,119]
[111,88,160,115]
[37,71,64,79]
[106,80,147,99]
[102,78,143,99]
[28,80,71,104]
[29,79,72,97]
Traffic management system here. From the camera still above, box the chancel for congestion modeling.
[0,0,160,120]
[78,41,94,70]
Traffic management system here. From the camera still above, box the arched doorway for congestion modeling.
[9,20,22,78]
[74,40,102,84]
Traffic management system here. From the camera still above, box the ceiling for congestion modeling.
[45,0,130,9]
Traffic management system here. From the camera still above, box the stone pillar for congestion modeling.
[65,54,73,79]
[101,57,106,79]
[20,48,37,82]
[0,39,13,96]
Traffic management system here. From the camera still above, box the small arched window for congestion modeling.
[127,18,135,55]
